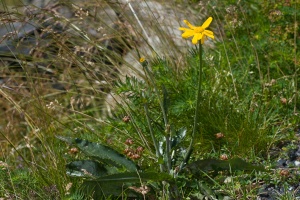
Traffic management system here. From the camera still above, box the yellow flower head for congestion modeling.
[139,57,146,63]
[179,17,214,45]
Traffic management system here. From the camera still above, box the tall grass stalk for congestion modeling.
[293,2,298,114]
[211,7,239,99]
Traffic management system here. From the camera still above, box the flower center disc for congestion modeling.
[195,27,204,33]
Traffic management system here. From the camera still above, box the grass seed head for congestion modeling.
[122,116,131,123]
[220,154,229,160]
[215,132,225,139]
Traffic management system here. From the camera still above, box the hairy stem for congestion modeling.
[180,43,203,171]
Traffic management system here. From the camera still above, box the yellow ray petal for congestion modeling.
[192,36,198,44]
[204,30,214,39]
[201,36,206,44]
[204,30,214,35]
[202,17,213,29]
[192,33,202,44]
[183,20,196,29]
[179,27,190,31]
[182,30,195,38]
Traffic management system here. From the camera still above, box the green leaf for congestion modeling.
[79,172,170,199]
[171,127,187,149]
[92,171,172,183]
[184,158,265,176]
[57,136,137,172]
[66,160,109,178]
[80,180,143,200]
[80,180,139,199]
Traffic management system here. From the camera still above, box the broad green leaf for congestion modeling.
[57,136,137,172]
[92,171,172,183]
[184,158,265,176]
[79,172,170,199]
[81,181,139,199]
[66,160,109,178]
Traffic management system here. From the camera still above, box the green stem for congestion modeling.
[193,42,203,140]
[143,64,171,173]
[144,103,164,172]
[180,43,203,171]
[165,126,172,172]
[144,65,168,126]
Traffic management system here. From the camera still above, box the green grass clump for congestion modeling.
[0,168,59,199]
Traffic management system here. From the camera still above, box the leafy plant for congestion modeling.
[58,136,264,199]
[1,0,299,199]
[58,19,266,197]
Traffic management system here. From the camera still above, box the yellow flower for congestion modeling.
[179,17,214,44]
[139,57,145,63]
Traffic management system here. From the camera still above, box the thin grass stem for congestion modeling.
[126,0,150,40]
[293,2,298,114]
[211,6,239,99]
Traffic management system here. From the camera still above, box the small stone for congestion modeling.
[295,148,300,157]
[294,160,300,167]
[288,149,297,161]
[277,159,287,168]
[224,176,232,184]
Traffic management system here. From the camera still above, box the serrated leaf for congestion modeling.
[57,136,137,172]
